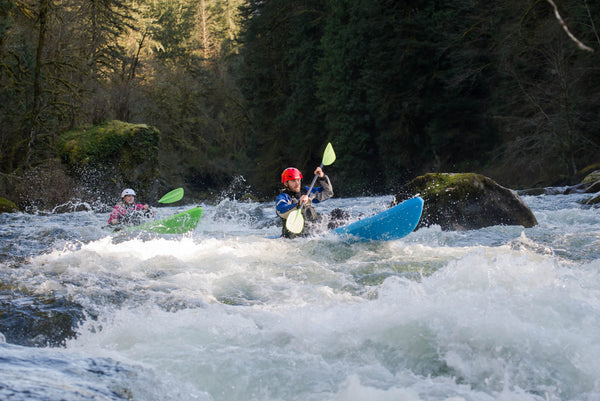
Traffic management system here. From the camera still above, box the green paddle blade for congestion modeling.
[158,187,184,204]
[286,208,304,234]
[322,142,336,166]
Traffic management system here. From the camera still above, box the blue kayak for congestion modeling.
[331,197,423,241]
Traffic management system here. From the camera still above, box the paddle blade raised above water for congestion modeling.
[322,142,336,166]
[158,188,184,204]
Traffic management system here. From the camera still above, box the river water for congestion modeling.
[0,193,599,401]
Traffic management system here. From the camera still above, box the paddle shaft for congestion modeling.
[305,163,324,199]
[297,163,323,209]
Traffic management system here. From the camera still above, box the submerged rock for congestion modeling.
[0,284,85,347]
[585,194,600,206]
[394,173,538,231]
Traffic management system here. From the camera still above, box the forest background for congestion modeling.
[1,0,600,205]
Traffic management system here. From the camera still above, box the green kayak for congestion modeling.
[127,206,203,234]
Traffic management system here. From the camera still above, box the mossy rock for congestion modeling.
[60,120,159,166]
[395,173,538,231]
[58,120,160,203]
[0,197,18,213]
[582,170,600,185]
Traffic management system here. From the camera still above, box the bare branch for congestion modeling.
[583,0,600,47]
[546,0,594,52]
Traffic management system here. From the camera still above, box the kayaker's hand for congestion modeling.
[299,195,310,206]
[143,204,149,210]
[314,166,324,178]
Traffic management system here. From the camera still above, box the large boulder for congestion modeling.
[59,120,160,206]
[394,173,538,231]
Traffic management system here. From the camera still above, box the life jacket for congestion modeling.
[109,202,152,225]
[277,189,319,238]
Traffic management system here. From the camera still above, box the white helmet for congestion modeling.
[121,188,136,198]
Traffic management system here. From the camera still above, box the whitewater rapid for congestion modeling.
[0,194,599,401]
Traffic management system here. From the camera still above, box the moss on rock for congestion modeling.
[0,197,18,213]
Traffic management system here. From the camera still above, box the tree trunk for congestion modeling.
[26,0,50,165]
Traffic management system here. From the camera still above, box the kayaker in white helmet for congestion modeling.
[108,188,154,225]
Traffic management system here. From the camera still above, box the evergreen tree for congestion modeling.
[239,0,327,195]
[317,0,379,194]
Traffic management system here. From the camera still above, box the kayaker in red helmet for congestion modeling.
[276,166,333,238]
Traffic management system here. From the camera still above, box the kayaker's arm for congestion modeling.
[276,193,298,218]
[308,174,333,204]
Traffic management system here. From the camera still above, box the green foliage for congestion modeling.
[238,0,333,195]
[0,0,13,36]
[149,0,196,61]
[2,0,600,205]
[239,0,599,195]
[0,0,248,201]
[239,0,506,196]
[317,0,382,194]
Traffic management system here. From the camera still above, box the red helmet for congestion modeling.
[281,167,303,183]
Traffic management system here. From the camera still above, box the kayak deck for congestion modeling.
[128,206,203,234]
[331,197,423,241]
